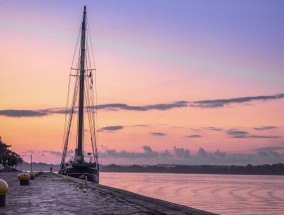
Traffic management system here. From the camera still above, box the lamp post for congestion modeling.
[20,155,27,172]
[30,154,33,172]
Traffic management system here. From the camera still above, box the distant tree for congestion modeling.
[0,137,23,166]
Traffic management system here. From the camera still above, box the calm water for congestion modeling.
[100,172,284,215]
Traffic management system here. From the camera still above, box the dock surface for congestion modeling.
[0,172,216,215]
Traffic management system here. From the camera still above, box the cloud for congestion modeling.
[173,147,191,158]
[42,150,74,157]
[254,126,277,131]
[96,94,284,110]
[160,150,172,158]
[255,147,284,152]
[214,150,226,157]
[0,109,49,117]
[1,93,283,117]
[133,124,149,127]
[96,101,188,111]
[22,150,35,154]
[143,146,153,153]
[38,146,284,165]
[99,146,159,159]
[190,93,284,108]
[43,150,62,157]
[227,129,249,138]
[248,135,280,139]
[98,146,284,165]
[98,125,124,132]
[185,135,202,138]
[227,129,280,139]
[198,147,208,157]
[206,127,223,131]
[190,127,223,132]
[255,147,284,158]
[150,132,167,136]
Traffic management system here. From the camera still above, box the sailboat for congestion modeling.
[58,6,99,183]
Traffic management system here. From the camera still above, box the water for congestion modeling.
[100,172,284,215]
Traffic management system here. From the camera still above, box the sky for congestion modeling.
[0,0,284,165]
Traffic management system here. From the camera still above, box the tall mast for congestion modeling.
[77,6,87,159]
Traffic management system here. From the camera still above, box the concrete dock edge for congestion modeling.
[56,173,217,215]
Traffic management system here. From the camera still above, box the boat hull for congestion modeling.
[58,163,99,183]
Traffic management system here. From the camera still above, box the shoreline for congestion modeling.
[100,171,284,176]
[19,163,284,176]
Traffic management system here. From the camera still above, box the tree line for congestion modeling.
[0,137,23,166]
[100,163,284,175]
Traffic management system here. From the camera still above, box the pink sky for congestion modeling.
[0,1,283,165]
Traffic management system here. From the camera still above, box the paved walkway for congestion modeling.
[0,172,216,215]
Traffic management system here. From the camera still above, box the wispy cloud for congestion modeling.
[22,150,35,154]
[42,150,74,157]
[227,129,249,138]
[255,146,284,152]
[190,127,223,132]
[190,93,284,108]
[96,101,188,111]
[150,132,167,136]
[1,93,283,117]
[206,127,223,131]
[185,135,202,138]
[227,129,280,139]
[98,125,124,132]
[248,135,280,139]
[0,109,49,117]
[253,126,277,131]
[132,124,149,127]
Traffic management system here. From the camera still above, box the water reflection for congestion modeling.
[100,173,284,215]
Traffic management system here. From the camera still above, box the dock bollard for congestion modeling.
[0,179,8,207]
[18,173,31,185]
[29,171,35,180]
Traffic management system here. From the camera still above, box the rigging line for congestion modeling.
[68,62,80,160]
[69,59,81,141]
[62,27,81,151]
[85,36,98,160]
[86,17,97,69]
[62,59,80,165]
[85,22,99,164]
[63,54,80,148]
[88,76,98,162]
[61,78,79,166]
[86,19,99,138]
[84,61,96,158]
[88,102,98,163]
[88,89,97,161]
[85,38,99,162]
[84,85,95,160]
[74,47,83,155]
